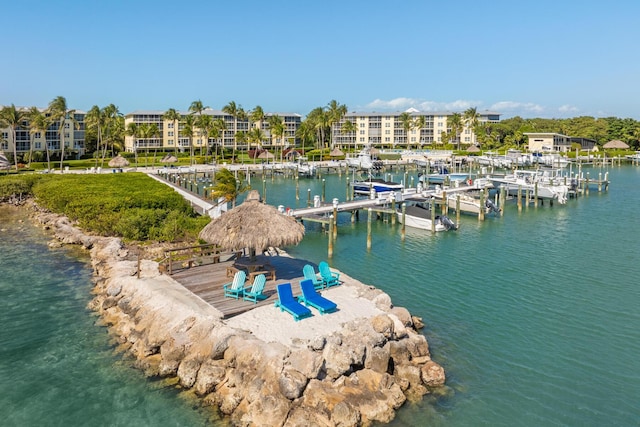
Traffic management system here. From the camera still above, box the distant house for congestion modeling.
[523,132,572,153]
[570,137,597,151]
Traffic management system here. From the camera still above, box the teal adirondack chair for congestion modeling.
[318,261,340,288]
[243,274,267,303]
[303,264,324,290]
[223,270,246,299]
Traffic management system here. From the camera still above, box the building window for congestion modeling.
[168,131,174,137]
[385,130,390,135]
[359,130,365,135]
[359,137,365,142]
[359,122,365,128]
[385,137,390,142]
[168,123,174,129]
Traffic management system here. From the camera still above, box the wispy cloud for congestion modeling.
[361,98,482,113]
[558,104,579,114]
[489,101,545,115]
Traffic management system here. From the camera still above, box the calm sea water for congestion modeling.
[2,165,638,426]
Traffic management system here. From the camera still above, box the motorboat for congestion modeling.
[351,177,404,196]
[433,189,501,215]
[489,169,570,204]
[418,169,469,185]
[345,145,383,171]
[397,201,457,232]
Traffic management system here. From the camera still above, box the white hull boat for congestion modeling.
[397,202,457,232]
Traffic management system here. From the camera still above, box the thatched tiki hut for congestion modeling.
[603,140,629,150]
[108,155,130,168]
[198,190,305,260]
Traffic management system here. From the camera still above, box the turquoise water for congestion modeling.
[0,208,215,426]
[2,165,639,426]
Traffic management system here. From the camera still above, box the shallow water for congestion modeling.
[2,165,639,426]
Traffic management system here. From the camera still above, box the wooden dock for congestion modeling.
[169,255,312,318]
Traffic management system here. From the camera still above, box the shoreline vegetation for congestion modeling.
[2,176,447,425]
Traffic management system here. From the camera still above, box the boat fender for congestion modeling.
[467,178,473,186]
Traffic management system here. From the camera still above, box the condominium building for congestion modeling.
[331,109,501,149]
[123,109,302,153]
[0,107,86,158]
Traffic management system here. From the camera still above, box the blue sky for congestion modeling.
[2,0,639,119]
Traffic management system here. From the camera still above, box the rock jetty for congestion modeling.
[33,208,445,426]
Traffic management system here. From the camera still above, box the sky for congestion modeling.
[2,0,639,120]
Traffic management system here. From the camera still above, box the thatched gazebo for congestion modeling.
[0,152,10,170]
[329,148,345,157]
[603,140,629,149]
[258,150,275,161]
[467,145,481,153]
[198,190,305,260]
[108,155,130,168]
[160,154,178,163]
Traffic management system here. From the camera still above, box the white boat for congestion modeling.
[532,153,571,168]
[433,190,501,215]
[351,177,403,196]
[490,169,570,204]
[397,202,457,232]
[345,145,383,171]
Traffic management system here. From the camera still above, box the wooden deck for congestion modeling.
[170,255,312,318]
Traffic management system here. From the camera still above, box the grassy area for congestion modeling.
[0,173,210,242]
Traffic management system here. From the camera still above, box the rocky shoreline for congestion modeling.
[31,204,445,426]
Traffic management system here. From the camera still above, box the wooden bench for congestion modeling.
[159,244,221,274]
[248,265,276,282]
[226,265,241,277]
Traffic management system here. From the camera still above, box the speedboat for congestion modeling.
[489,170,570,204]
[345,145,383,171]
[352,176,403,196]
[397,202,457,232]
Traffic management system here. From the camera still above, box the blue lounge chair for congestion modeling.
[318,261,340,288]
[274,283,312,321]
[223,270,246,299]
[243,274,267,304]
[298,279,337,314]
[302,264,324,290]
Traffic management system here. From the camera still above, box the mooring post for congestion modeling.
[322,178,326,202]
[456,194,461,224]
[295,177,299,200]
[534,182,539,208]
[500,185,506,216]
[367,208,372,250]
[598,172,602,192]
[328,215,334,259]
[262,179,267,203]
[346,177,350,201]
[586,172,590,195]
[441,190,447,215]
[431,199,436,233]
[479,190,485,221]
[517,185,522,211]
[307,188,311,207]
[401,203,406,241]
[333,203,338,240]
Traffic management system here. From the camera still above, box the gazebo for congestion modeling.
[198,190,305,261]
[603,140,629,150]
[108,155,130,168]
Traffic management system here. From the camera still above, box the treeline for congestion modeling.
[474,116,640,150]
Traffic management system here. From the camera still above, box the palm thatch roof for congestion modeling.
[160,154,178,163]
[330,148,345,157]
[108,155,130,168]
[198,190,305,257]
[0,152,10,170]
[467,145,481,153]
[603,140,629,149]
[258,150,275,159]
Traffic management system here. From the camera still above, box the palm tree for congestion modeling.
[211,118,227,162]
[247,127,266,159]
[0,104,26,171]
[85,105,104,166]
[26,107,42,167]
[250,105,265,129]
[163,108,182,156]
[212,168,250,208]
[182,115,196,165]
[448,113,463,150]
[101,104,122,161]
[268,115,285,161]
[125,122,140,166]
[223,101,246,161]
[29,108,51,170]
[413,115,426,147]
[197,114,214,161]
[47,96,76,171]
[138,123,160,167]
[463,107,480,146]
[398,112,413,149]
[326,100,347,148]
[189,100,209,157]
[340,119,356,149]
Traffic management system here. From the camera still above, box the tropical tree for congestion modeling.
[413,115,426,147]
[326,100,347,148]
[29,108,51,170]
[250,105,265,129]
[398,112,413,149]
[47,96,77,171]
[163,108,182,156]
[25,107,42,167]
[268,114,285,161]
[448,113,463,150]
[85,105,105,164]
[197,114,214,160]
[223,101,247,161]
[463,107,480,146]
[181,115,196,165]
[125,122,140,165]
[138,123,160,167]
[305,107,329,149]
[189,99,209,156]
[0,104,26,171]
[247,127,266,159]
[212,167,250,208]
[211,118,227,162]
[340,119,356,148]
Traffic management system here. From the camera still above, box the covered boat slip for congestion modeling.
[169,254,313,318]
